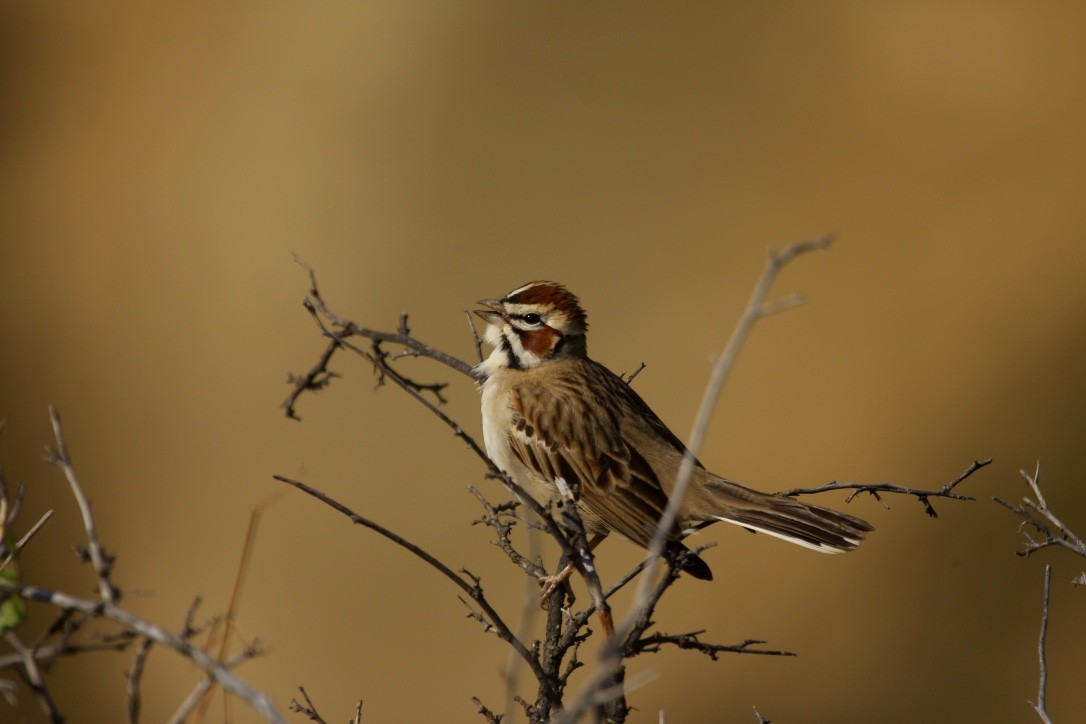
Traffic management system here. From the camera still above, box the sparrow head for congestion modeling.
[475,281,588,370]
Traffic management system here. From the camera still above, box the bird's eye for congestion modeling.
[522,313,542,325]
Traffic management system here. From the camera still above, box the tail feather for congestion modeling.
[665,540,714,580]
[694,478,872,554]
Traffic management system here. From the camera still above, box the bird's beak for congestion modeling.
[474,298,504,323]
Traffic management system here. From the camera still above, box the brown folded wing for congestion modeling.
[506,379,678,548]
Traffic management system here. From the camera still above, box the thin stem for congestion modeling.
[44,407,117,603]
[0,583,282,723]
[1031,564,1053,724]
[562,235,834,723]
[622,236,832,637]
[782,458,988,517]
[273,473,558,703]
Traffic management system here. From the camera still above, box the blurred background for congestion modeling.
[2,2,1085,722]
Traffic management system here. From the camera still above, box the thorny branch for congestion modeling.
[633,631,795,660]
[993,463,1086,724]
[0,412,283,723]
[43,407,118,604]
[622,237,836,636]
[272,473,561,705]
[782,458,989,518]
[281,246,988,721]
[1031,564,1053,724]
[281,258,471,422]
[993,462,1086,559]
[289,685,362,724]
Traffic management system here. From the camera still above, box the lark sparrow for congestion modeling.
[474,281,871,581]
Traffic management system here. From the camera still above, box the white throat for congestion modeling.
[474,321,543,382]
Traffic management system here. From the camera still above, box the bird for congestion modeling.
[473,280,872,584]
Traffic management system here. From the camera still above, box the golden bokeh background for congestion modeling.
[3,3,1086,722]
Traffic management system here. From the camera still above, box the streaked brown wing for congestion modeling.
[507,375,677,548]
[585,444,678,548]
[590,359,704,469]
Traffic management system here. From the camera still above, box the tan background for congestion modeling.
[3,2,1086,722]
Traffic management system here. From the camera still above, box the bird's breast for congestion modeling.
[478,371,561,507]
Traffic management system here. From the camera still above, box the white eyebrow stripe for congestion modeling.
[505,282,541,298]
[502,302,545,317]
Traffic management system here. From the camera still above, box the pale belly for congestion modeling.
[479,379,560,508]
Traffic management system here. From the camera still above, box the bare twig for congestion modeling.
[4,631,63,722]
[43,406,118,603]
[624,235,834,636]
[288,685,362,724]
[301,258,473,377]
[163,599,226,724]
[126,637,155,724]
[993,463,1084,723]
[553,481,613,637]
[283,338,341,420]
[283,257,468,420]
[288,686,326,723]
[168,679,217,724]
[620,362,647,384]
[0,628,134,670]
[0,469,25,528]
[1030,564,1053,724]
[0,582,283,723]
[0,509,54,576]
[180,596,211,640]
[171,640,265,724]
[632,631,795,660]
[466,310,486,364]
[273,473,559,703]
[468,487,545,579]
[472,695,503,723]
[5,411,279,722]
[994,463,1086,558]
[468,488,555,718]
[782,458,989,517]
[193,491,283,720]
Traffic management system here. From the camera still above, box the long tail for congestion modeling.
[691,477,872,553]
